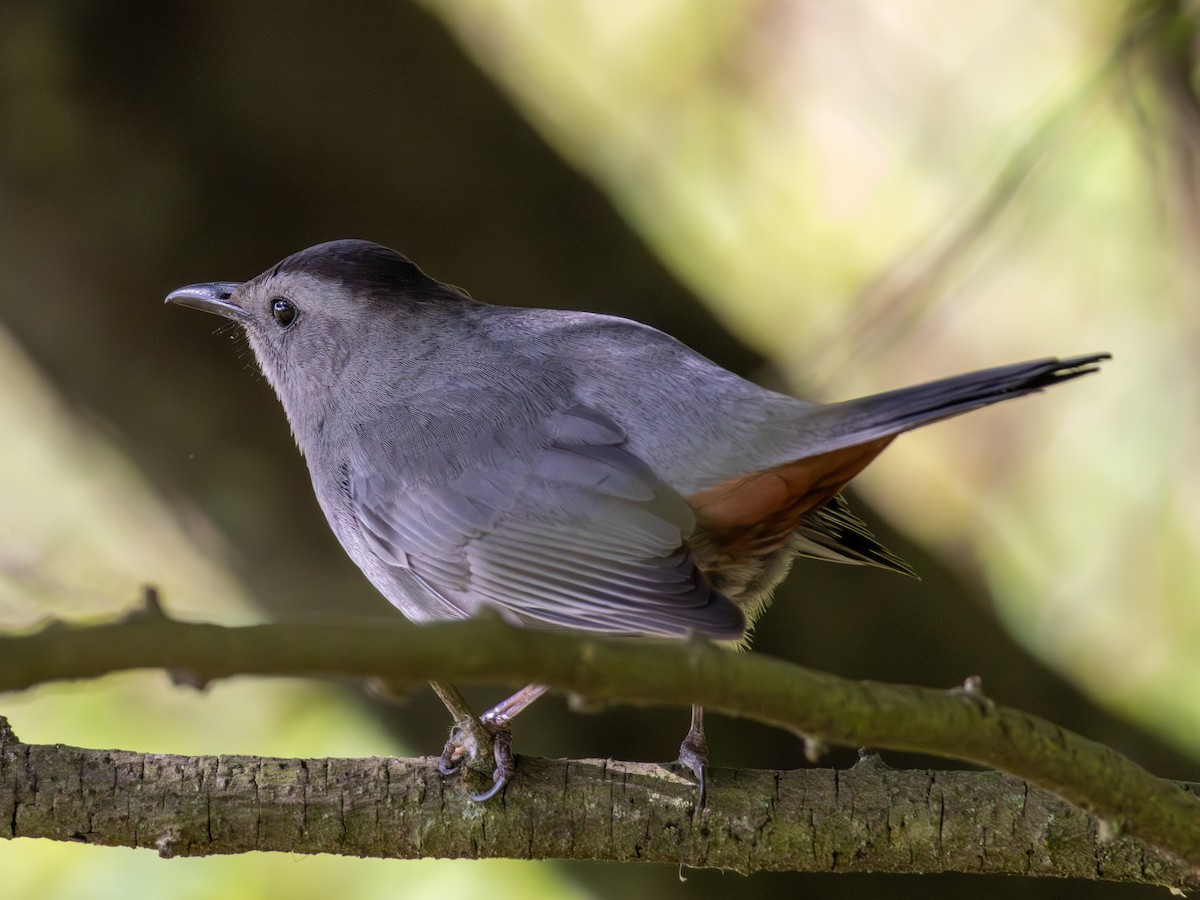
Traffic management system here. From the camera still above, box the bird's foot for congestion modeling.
[676,730,708,813]
[438,715,515,802]
[470,723,514,802]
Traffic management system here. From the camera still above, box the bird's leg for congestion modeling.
[677,704,709,811]
[435,681,549,801]
[465,683,549,801]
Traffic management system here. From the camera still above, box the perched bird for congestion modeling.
[166,239,1107,803]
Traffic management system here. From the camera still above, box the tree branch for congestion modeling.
[0,717,1194,886]
[1,600,1198,880]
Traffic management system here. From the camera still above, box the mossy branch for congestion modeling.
[0,717,1192,886]
[0,595,1197,884]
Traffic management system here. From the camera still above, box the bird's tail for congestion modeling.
[688,354,1109,574]
[799,353,1110,454]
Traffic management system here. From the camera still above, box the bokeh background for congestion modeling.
[1,1,1197,897]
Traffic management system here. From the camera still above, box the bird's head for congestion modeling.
[166,239,475,442]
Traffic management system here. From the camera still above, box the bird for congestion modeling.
[165,238,1108,804]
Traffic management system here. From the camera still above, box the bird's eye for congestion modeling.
[271,298,297,328]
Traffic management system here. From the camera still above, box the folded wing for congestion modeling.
[350,403,745,639]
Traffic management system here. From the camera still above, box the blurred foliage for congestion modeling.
[428,0,1200,758]
[0,316,592,898]
[0,1,1196,899]
[0,328,253,627]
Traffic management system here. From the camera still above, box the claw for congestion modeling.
[469,776,508,803]
[469,722,514,802]
[677,734,708,812]
[437,746,461,776]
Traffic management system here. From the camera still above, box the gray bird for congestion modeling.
[166,239,1108,802]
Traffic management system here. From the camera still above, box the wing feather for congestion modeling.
[349,403,744,639]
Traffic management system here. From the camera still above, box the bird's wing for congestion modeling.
[348,403,744,639]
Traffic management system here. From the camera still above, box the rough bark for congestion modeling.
[0,716,1194,887]
[1,600,1198,884]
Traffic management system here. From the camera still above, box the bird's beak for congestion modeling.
[164,282,248,322]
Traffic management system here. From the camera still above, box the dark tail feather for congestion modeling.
[796,494,917,576]
[802,353,1110,453]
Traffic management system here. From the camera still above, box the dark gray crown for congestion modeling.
[270,239,438,298]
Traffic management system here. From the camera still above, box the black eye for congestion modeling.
[271,298,297,328]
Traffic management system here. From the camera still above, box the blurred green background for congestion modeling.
[1,1,1197,897]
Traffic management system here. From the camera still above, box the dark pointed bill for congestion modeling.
[164,282,247,321]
